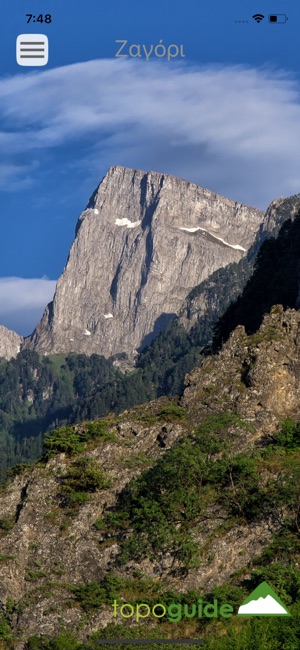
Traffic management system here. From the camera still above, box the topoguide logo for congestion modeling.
[113,599,234,623]
[112,582,291,623]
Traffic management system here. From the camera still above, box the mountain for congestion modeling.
[0,325,23,361]
[1,307,300,648]
[2,176,299,369]
[1,198,300,484]
[24,166,263,361]
[0,197,300,484]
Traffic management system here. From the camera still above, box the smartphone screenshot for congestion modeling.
[0,1,299,649]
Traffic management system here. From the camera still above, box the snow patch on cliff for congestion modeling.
[178,226,246,251]
[115,218,141,229]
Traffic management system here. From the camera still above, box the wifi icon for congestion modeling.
[253,14,265,23]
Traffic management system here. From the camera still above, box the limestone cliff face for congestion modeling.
[0,325,23,360]
[25,166,263,359]
[177,194,300,334]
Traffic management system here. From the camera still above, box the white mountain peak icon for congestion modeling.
[238,594,288,615]
[238,581,291,616]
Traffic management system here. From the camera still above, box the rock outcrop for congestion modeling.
[259,193,300,242]
[181,305,300,437]
[24,166,263,360]
[0,325,23,360]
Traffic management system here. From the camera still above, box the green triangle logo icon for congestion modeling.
[238,581,291,616]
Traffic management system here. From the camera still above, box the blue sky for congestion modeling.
[0,0,299,334]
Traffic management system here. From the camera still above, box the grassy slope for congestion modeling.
[1,414,300,649]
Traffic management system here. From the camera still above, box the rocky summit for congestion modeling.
[24,166,263,361]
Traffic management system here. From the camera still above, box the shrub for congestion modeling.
[62,457,111,492]
[43,420,111,459]
[0,613,13,643]
[157,404,187,420]
[275,419,300,449]
[7,463,33,479]
[84,421,110,438]
[70,573,124,611]
[59,457,111,510]
[60,491,89,509]
[218,453,268,521]
[26,630,82,649]
[43,427,86,458]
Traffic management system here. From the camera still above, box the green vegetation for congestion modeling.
[157,404,187,420]
[0,614,14,646]
[274,418,300,449]
[2,414,300,650]
[122,452,153,469]
[98,413,261,570]
[43,420,112,459]
[26,630,82,649]
[59,456,111,510]
[69,573,124,611]
[43,426,87,458]
[25,566,48,582]
[94,415,300,573]
[0,350,122,482]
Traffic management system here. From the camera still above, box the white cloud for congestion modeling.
[0,60,300,206]
[0,162,38,191]
[0,277,56,336]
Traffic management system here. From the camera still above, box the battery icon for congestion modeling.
[269,14,288,23]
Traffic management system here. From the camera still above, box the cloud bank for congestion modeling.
[0,278,56,336]
[0,59,300,207]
